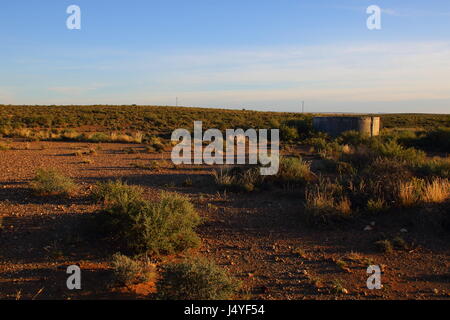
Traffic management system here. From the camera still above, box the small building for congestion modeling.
[312,116,380,137]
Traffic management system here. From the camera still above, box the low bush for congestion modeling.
[111,253,154,286]
[92,180,144,206]
[338,130,371,146]
[98,191,201,255]
[273,156,314,187]
[399,127,450,153]
[371,140,426,165]
[30,168,76,196]
[280,125,299,141]
[415,158,450,179]
[157,256,240,300]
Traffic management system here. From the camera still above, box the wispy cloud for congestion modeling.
[3,41,450,113]
[47,84,108,95]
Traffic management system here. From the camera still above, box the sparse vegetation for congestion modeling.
[92,180,144,206]
[97,190,201,255]
[374,240,394,254]
[111,253,154,286]
[213,166,264,192]
[29,168,76,196]
[1,105,449,300]
[273,156,314,186]
[157,256,241,300]
[0,142,11,150]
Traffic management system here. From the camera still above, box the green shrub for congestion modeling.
[30,168,76,196]
[338,130,371,146]
[421,128,450,152]
[92,180,144,206]
[273,156,313,186]
[86,132,110,142]
[284,118,313,136]
[99,192,201,255]
[280,125,299,141]
[111,253,154,286]
[399,128,450,153]
[415,158,450,179]
[0,142,11,150]
[157,256,240,300]
[371,140,426,164]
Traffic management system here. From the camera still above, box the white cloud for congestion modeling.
[131,42,450,104]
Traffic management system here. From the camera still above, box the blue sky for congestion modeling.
[1,0,449,113]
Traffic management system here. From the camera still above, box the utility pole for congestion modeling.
[302,101,305,113]
[176,97,178,107]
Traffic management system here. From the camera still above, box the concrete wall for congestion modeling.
[312,116,381,137]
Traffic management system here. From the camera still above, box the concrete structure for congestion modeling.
[312,116,380,137]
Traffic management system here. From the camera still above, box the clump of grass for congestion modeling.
[92,180,144,206]
[183,177,193,187]
[397,177,449,207]
[73,150,84,157]
[85,132,110,143]
[374,240,394,254]
[29,168,76,196]
[80,158,93,164]
[367,198,386,212]
[304,178,352,224]
[347,252,373,266]
[292,247,307,259]
[157,256,241,300]
[331,279,348,294]
[273,156,314,186]
[98,191,201,255]
[335,259,350,272]
[0,142,11,150]
[213,166,263,192]
[397,178,424,207]
[111,253,154,286]
[213,167,235,187]
[87,147,97,155]
[421,178,449,203]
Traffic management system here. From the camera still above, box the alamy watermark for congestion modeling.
[367,5,382,30]
[66,265,81,290]
[66,5,383,31]
[171,121,280,175]
[66,5,81,30]
[367,265,382,290]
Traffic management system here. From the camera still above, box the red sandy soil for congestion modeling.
[0,140,449,300]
